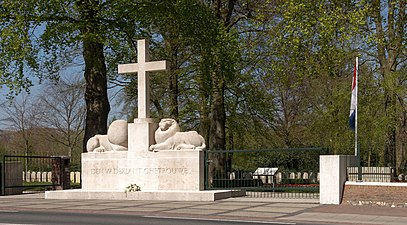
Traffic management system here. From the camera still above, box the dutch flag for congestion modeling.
[349,59,357,131]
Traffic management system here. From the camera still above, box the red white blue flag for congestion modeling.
[349,61,357,131]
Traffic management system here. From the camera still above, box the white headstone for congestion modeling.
[70,172,75,183]
[276,172,282,184]
[47,172,52,182]
[31,172,36,182]
[75,172,81,183]
[42,172,47,182]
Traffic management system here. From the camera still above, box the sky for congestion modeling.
[0,65,127,131]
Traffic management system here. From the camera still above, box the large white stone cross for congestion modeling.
[118,39,168,119]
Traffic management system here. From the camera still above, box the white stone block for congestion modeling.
[47,172,52,182]
[31,172,36,182]
[42,172,47,182]
[36,172,42,182]
[276,172,282,184]
[229,172,235,180]
[320,155,357,204]
[81,150,204,191]
[127,120,158,158]
[70,172,74,182]
[75,172,81,183]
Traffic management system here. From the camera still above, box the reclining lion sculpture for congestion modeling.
[87,120,128,152]
[149,118,206,151]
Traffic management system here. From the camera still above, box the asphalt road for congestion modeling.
[0,210,314,225]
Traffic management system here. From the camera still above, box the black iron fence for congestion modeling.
[205,148,328,198]
[1,155,70,195]
[346,166,400,182]
[337,154,407,182]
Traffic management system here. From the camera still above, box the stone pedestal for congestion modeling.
[81,150,204,191]
[127,119,157,158]
[45,119,245,201]
[45,149,245,201]
[320,155,358,204]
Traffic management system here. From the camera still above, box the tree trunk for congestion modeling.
[206,0,238,187]
[168,43,179,119]
[383,88,397,170]
[82,41,110,152]
[208,62,227,186]
[372,0,404,173]
[209,72,226,151]
[77,0,110,152]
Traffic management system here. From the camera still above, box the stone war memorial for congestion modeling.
[45,39,244,201]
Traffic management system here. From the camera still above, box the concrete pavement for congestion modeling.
[1,193,406,225]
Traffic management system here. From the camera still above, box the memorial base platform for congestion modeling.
[45,189,245,201]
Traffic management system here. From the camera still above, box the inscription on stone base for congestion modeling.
[82,150,204,191]
[90,167,192,175]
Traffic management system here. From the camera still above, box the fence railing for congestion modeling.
[2,155,71,195]
[226,171,320,184]
[205,148,328,199]
[346,166,400,182]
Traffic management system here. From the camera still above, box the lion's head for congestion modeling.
[155,118,181,143]
[158,118,176,131]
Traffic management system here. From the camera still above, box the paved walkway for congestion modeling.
[1,193,407,224]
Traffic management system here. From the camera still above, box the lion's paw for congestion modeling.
[94,147,106,152]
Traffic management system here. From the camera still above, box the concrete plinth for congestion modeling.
[320,155,358,204]
[45,189,245,201]
[45,113,242,201]
[80,150,204,191]
[44,148,245,201]
[127,119,157,158]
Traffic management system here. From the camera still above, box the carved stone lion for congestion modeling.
[149,118,206,151]
[87,120,128,152]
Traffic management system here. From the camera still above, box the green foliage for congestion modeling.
[232,149,322,172]
[0,0,80,96]
[0,0,405,171]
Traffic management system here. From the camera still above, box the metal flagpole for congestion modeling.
[355,57,358,157]
[355,57,362,181]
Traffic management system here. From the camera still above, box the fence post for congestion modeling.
[204,151,208,189]
[357,145,362,181]
[52,158,61,190]
[61,157,71,189]
[52,156,71,190]
[0,161,4,196]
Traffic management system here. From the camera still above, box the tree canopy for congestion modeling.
[0,0,406,172]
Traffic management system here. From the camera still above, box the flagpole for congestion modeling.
[355,57,358,157]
